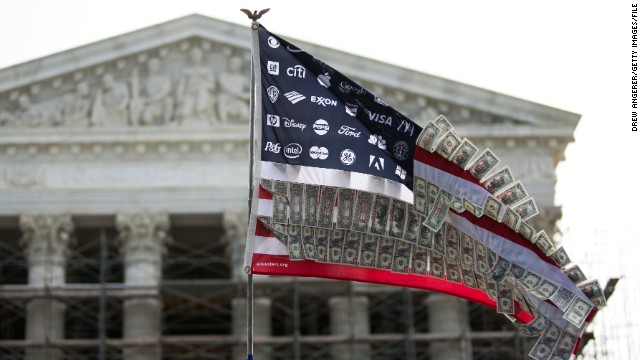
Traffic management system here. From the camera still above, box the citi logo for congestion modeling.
[284,143,302,158]
[309,146,329,160]
[311,96,337,107]
[284,91,306,104]
[264,142,281,153]
[313,119,329,135]
[286,65,306,78]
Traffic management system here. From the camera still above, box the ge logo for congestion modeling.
[340,149,356,165]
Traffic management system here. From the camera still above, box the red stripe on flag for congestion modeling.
[414,146,482,185]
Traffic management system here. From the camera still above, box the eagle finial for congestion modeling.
[240,8,270,21]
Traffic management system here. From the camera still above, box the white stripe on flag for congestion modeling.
[414,159,489,206]
[254,235,288,256]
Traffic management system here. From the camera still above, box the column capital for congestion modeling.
[19,214,75,268]
[116,213,171,260]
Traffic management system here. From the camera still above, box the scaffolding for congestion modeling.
[0,215,534,360]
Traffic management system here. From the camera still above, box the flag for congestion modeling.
[245,24,604,360]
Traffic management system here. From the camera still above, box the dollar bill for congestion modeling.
[486,278,498,300]
[463,198,484,217]
[495,181,529,207]
[518,221,535,242]
[336,188,355,230]
[474,242,490,274]
[314,228,329,262]
[412,246,429,276]
[426,182,440,214]
[392,240,412,273]
[468,148,500,180]
[433,227,445,255]
[532,279,559,300]
[549,246,571,268]
[514,313,547,337]
[460,233,475,267]
[549,286,577,312]
[289,183,304,225]
[287,225,304,260]
[257,215,271,227]
[359,234,379,268]
[260,178,273,192]
[489,256,511,282]
[511,286,532,314]
[501,207,520,231]
[519,270,543,290]
[352,191,374,232]
[563,297,593,328]
[388,199,408,239]
[461,265,477,288]
[376,237,395,270]
[429,250,445,279]
[509,263,526,280]
[444,223,461,263]
[273,180,287,195]
[370,194,391,235]
[450,138,479,169]
[475,272,488,294]
[534,230,554,255]
[563,264,587,284]
[578,280,607,309]
[483,195,503,221]
[328,229,345,263]
[417,121,442,151]
[318,186,337,229]
[272,194,289,224]
[403,210,421,244]
[445,260,462,283]
[413,177,428,215]
[433,114,453,133]
[417,225,434,249]
[497,281,515,315]
[550,331,578,359]
[301,226,317,260]
[486,248,498,270]
[342,231,362,266]
[268,223,288,246]
[435,130,463,159]
[528,323,561,360]
[513,197,539,221]
[481,166,514,194]
[424,192,449,232]
[447,196,465,213]
[303,185,320,227]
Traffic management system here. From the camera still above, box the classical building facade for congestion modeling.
[0,15,579,360]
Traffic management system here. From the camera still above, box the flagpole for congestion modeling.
[243,8,269,360]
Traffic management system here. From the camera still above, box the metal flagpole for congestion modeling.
[242,8,269,360]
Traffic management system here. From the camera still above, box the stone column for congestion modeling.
[19,214,75,360]
[117,213,170,360]
[427,294,464,360]
[232,297,272,360]
[329,296,370,360]
[222,212,248,280]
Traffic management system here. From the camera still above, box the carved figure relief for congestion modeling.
[54,82,91,127]
[175,47,216,124]
[91,73,130,126]
[217,56,250,123]
[130,58,174,126]
[0,94,46,127]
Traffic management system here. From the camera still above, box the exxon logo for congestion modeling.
[310,96,337,107]
[284,143,302,158]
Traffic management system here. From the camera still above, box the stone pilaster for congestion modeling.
[116,213,170,360]
[232,297,272,360]
[427,294,464,360]
[329,296,370,360]
[222,212,248,280]
[19,214,75,360]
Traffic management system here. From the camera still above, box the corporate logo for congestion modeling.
[311,96,337,107]
[309,146,329,160]
[392,140,409,160]
[287,45,304,53]
[397,119,415,136]
[267,86,279,103]
[338,81,366,95]
[267,61,280,75]
[283,117,306,131]
[368,134,387,150]
[374,96,389,107]
[338,125,361,138]
[284,91,306,104]
[395,165,407,180]
[345,102,358,116]
[366,109,393,126]
[317,73,332,88]
[286,65,306,78]
[313,119,329,135]
[369,155,384,171]
[266,114,280,127]
[267,36,280,48]
[340,149,356,165]
[284,143,302,158]
[264,142,281,153]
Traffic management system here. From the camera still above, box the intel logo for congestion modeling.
[284,143,302,158]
